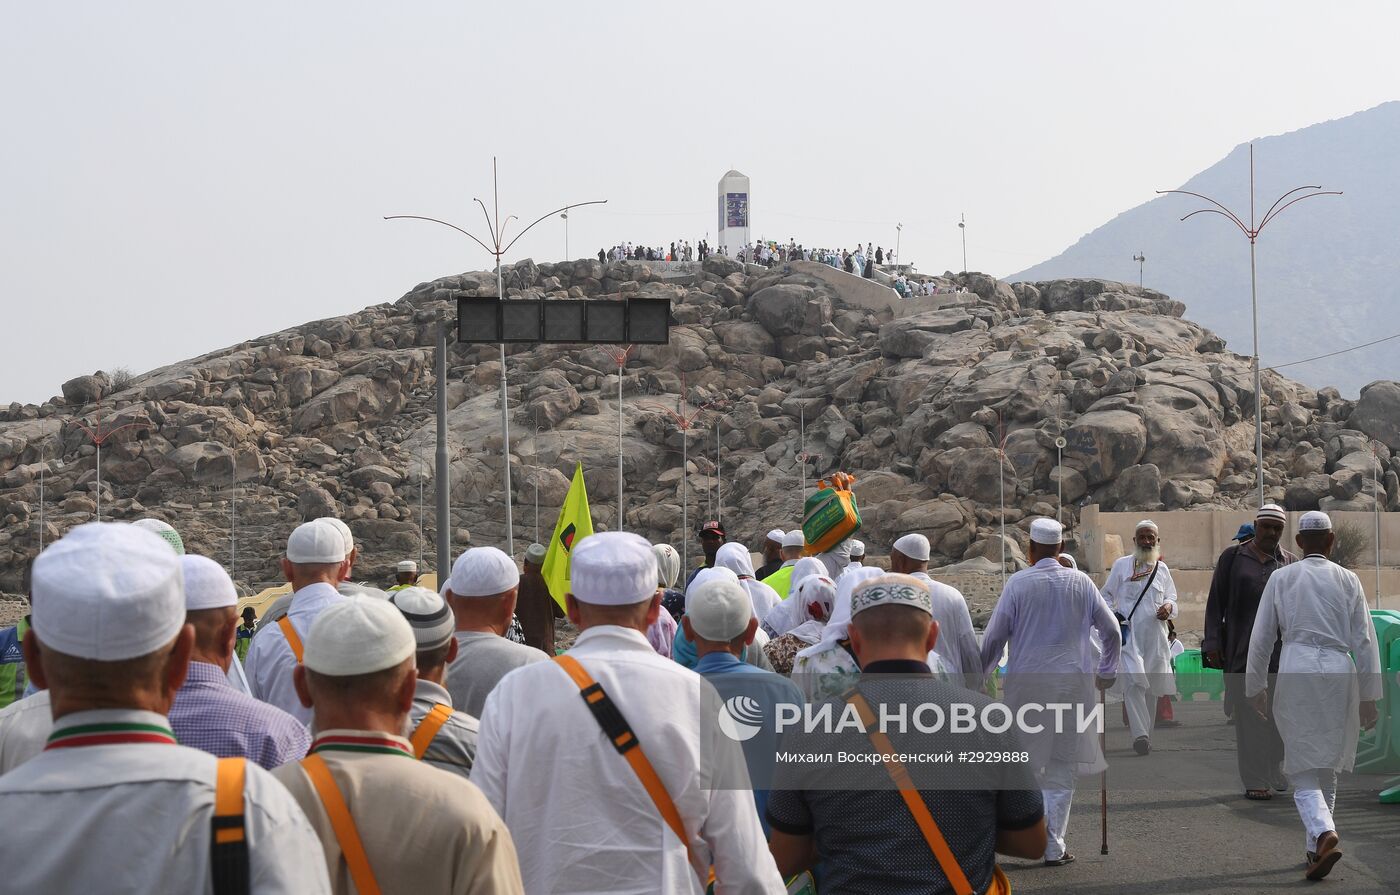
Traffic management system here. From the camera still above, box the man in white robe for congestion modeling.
[890,533,982,690]
[1245,511,1382,881]
[1099,519,1177,755]
[980,518,1121,867]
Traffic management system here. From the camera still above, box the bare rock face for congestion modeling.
[1348,381,1400,451]
[0,256,1387,595]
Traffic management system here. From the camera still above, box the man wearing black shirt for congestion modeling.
[1203,503,1296,798]
[768,574,1046,893]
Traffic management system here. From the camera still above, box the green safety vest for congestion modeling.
[761,565,796,600]
[0,617,29,710]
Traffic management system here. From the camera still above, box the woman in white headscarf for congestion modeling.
[760,557,826,638]
[764,575,837,676]
[646,544,681,658]
[791,565,884,699]
[714,542,782,621]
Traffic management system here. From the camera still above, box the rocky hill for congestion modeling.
[1011,101,1400,396]
[1,256,1398,595]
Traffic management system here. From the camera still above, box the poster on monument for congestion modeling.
[725,192,748,229]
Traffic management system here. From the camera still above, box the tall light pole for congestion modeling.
[1132,252,1146,288]
[604,345,635,531]
[387,159,606,556]
[1159,144,1340,509]
[71,402,145,522]
[958,213,967,273]
[561,211,569,261]
[895,222,902,269]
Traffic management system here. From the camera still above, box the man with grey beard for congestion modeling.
[1100,520,1178,756]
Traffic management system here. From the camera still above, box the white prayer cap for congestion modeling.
[131,518,185,555]
[892,533,930,562]
[396,560,417,574]
[652,543,681,589]
[286,520,347,564]
[1135,519,1159,534]
[685,566,740,612]
[447,546,520,598]
[182,555,237,611]
[782,529,806,548]
[1299,510,1333,532]
[319,517,355,556]
[765,529,786,545]
[849,539,866,558]
[571,532,659,606]
[32,522,185,661]
[303,597,415,677]
[1057,553,1079,570]
[686,578,753,641]
[524,543,548,565]
[850,573,932,619]
[1029,518,1064,546]
[388,586,455,651]
[1256,503,1287,524]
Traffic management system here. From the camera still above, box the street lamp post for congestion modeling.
[1132,252,1146,288]
[1158,144,1340,509]
[561,211,569,261]
[895,222,902,269]
[72,402,146,522]
[387,159,606,556]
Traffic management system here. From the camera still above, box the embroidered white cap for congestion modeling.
[850,573,932,618]
[447,546,520,598]
[686,578,754,641]
[303,597,415,676]
[782,529,807,548]
[396,560,417,574]
[32,522,185,661]
[892,533,930,562]
[286,520,347,564]
[570,532,659,606]
[1029,518,1064,545]
[388,586,455,651]
[1299,510,1333,532]
[182,555,238,611]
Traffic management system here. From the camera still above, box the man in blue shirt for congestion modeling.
[686,576,803,835]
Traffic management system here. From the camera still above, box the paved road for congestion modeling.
[1001,701,1400,893]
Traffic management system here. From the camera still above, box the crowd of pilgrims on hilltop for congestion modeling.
[0,497,1380,891]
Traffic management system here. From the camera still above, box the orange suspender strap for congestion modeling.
[211,757,250,895]
[847,692,976,895]
[302,754,382,895]
[554,655,715,887]
[409,704,454,759]
[277,616,304,664]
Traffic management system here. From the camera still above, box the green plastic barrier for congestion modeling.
[1354,610,1400,775]
[1174,648,1226,702]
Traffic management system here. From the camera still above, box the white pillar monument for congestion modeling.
[717,170,750,258]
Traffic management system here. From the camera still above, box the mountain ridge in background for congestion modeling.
[1011,101,1400,396]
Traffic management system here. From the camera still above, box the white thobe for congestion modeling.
[0,689,52,774]
[1245,556,1383,775]
[0,708,331,894]
[474,625,785,894]
[244,581,346,724]
[910,572,984,691]
[1100,557,1177,740]
[980,557,1122,862]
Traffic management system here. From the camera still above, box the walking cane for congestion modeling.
[1100,686,1109,855]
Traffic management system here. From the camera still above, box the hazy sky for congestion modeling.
[4,1,1399,405]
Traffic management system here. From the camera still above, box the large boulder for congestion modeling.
[712,322,777,356]
[946,447,1014,504]
[1347,381,1400,451]
[1062,410,1147,486]
[164,441,263,484]
[748,284,831,337]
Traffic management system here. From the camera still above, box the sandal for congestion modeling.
[1244,789,1272,800]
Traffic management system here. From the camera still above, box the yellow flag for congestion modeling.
[541,462,594,609]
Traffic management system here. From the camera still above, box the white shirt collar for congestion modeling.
[570,625,654,653]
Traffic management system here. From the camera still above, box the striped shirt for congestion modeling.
[169,661,310,769]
